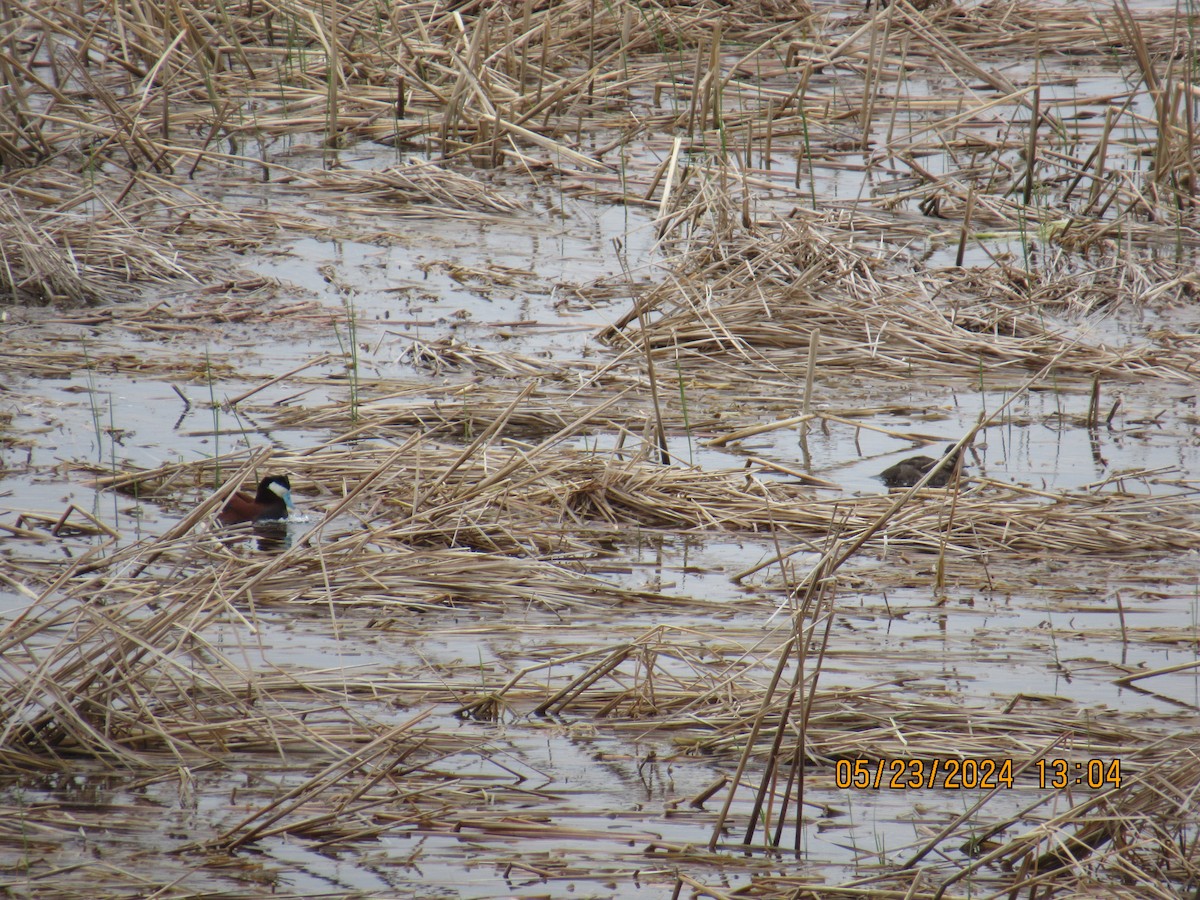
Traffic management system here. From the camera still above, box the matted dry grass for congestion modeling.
[60,432,1200,563]
[4,0,1200,897]
[604,217,1199,389]
[5,447,1199,896]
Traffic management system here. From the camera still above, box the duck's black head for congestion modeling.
[255,475,292,505]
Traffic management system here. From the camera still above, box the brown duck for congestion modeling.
[879,446,963,489]
[217,475,295,525]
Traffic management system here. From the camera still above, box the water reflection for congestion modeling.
[219,521,298,554]
[251,525,293,554]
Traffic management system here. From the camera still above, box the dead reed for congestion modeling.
[4,0,1200,896]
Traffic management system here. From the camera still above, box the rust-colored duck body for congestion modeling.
[879,446,963,489]
[217,475,294,525]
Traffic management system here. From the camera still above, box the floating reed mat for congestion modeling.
[0,167,314,305]
[0,568,485,771]
[451,629,1187,768]
[263,384,715,438]
[0,529,720,774]
[438,623,1190,769]
[395,335,566,377]
[76,436,1200,561]
[602,220,1196,382]
[0,184,197,305]
[0,546,1167,772]
[188,543,703,615]
[688,685,1181,764]
[5,0,1197,319]
[0,529,695,773]
[286,161,525,216]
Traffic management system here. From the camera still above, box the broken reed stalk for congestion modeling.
[618,251,670,464]
[798,327,819,461]
[801,327,819,417]
[1023,85,1040,206]
[533,643,634,715]
[411,381,537,511]
[215,713,432,850]
[706,20,723,132]
[1183,78,1197,205]
[325,0,341,147]
[955,184,975,266]
[1115,588,1128,648]
[1084,105,1117,212]
[932,449,966,592]
[1086,375,1101,429]
[858,1,894,152]
[772,564,839,850]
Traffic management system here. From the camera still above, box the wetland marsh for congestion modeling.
[3,0,1200,897]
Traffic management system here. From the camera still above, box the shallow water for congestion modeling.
[4,1,1200,896]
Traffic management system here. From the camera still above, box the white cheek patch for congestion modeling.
[269,481,295,510]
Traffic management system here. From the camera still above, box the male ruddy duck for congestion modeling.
[217,475,294,525]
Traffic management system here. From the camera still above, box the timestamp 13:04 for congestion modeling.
[834,758,1123,791]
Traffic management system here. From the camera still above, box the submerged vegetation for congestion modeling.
[2,0,1200,896]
